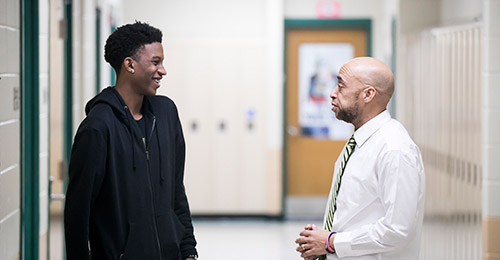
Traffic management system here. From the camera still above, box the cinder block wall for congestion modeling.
[0,0,21,259]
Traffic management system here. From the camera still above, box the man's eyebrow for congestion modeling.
[337,76,344,82]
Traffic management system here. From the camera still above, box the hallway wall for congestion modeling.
[285,0,403,72]
[397,0,500,259]
[39,0,50,258]
[0,0,21,259]
[122,0,284,215]
[481,0,500,258]
[399,23,482,260]
[120,0,393,216]
[1,0,497,258]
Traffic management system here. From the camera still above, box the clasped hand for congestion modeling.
[295,224,331,260]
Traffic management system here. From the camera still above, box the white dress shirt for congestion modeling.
[324,110,425,260]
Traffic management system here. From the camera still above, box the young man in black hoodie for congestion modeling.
[64,21,198,260]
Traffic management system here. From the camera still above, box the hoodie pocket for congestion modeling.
[119,223,135,260]
[156,211,186,259]
[119,222,156,260]
[170,211,186,245]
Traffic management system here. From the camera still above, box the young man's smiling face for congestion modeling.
[130,42,166,96]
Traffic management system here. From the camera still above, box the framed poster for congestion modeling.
[298,43,354,140]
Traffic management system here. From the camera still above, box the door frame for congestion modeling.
[282,19,372,217]
[64,0,73,169]
[62,0,74,258]
[95,7,102,95]
[21,0,40,259]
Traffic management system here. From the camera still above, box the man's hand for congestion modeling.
[295,224,331,259]
[297,224,320,260]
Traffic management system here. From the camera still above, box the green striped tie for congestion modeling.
[324,135,356,231]
[320,135,356,260]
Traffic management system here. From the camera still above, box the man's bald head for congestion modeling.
[332,57,394,129]
[342,57,394,103]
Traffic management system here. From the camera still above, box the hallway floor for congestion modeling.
[50,217,320,260]
[50,216,482,259]
[194,219,318,259]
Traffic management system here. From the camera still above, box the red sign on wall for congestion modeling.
[316,0,342,19]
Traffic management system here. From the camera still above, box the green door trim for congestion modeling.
[110,23,117,86]
[64,0,73,167]
[284,19,372,56]
[282,19,372,218]
[63,1,73,259]
[95,8,102,95]
[20,0,40,259]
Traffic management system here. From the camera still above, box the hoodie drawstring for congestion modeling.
[124,101,163,186]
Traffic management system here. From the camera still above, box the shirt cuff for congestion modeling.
[332,231,352,258]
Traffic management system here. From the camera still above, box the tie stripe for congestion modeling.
[324,135,356,232]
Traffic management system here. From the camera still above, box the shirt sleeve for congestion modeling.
[333,149,424,257]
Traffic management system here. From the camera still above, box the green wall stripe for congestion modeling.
[21,0,40,259]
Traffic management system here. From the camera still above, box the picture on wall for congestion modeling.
[298,43,354,140]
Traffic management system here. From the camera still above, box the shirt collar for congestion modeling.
[353,110,391,148]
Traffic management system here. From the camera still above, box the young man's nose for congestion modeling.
[159,64,167,75]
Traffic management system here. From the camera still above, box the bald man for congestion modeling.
[295,57,425,260]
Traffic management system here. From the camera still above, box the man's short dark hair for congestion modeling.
[104,21,163,73]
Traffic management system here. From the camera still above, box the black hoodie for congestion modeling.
[64,87,197,260]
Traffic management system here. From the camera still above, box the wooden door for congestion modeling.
[286,29,368,197]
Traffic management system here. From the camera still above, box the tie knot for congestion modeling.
[348,135,356,146]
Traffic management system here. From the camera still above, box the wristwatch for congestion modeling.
[186,255,198,260]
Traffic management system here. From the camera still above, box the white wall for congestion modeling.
[72,0,122,137]
[71,0,98,133]
[482,0,500,256]
[39,0,50,258]
[285,0,388,63]
[119,0,390,215]
[122,0,284,215]
[399,0,440,34]
[97,0,123,91]
[49,0,65,217]
[397,0,500,257]
[397,23,482,260]
[0,0,21,258]
[440,0,482,26]
[399,0,483,34]
[79,0,97,114]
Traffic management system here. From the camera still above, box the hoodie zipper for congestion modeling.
[143,116,162,258]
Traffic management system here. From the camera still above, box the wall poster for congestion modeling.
[298,43,354,140]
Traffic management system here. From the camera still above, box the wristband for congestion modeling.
[325,232,336,254]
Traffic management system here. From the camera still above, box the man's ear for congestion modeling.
[363,87,376,103]
[123,57,135,73]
